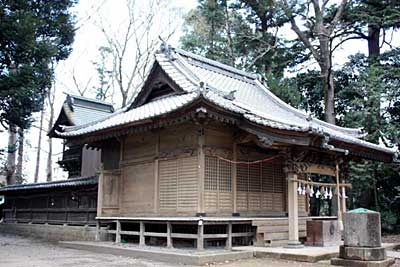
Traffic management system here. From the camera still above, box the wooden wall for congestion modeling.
[81,147,101,177]
[99,124,199,217]
[98,122,309,218]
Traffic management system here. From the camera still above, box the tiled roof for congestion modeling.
[0,176,98,192]
[58,45,397,156]
[65,95,114,126]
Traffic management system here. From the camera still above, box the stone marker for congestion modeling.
[331,208,395,267]
[305,220,341,247]
[343,208,381,248]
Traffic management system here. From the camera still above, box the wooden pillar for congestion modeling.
[341,178,347,213]
[154,133,160,213]
[198,127,205,214]
[115,220,121,243]
[139,221,145,246]
[287,172,302,248]
[226,222,232,250]
[97,166,104,217]
[197,220,204,250]
[167,221,173,248]
[232,143,237,213]
[336,163,343,231]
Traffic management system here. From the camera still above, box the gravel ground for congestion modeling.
[0,234,399,267]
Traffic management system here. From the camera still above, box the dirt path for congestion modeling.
[0,234,398,267]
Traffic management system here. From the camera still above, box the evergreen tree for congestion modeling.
[0,0,76,184]
[0,0,76,129]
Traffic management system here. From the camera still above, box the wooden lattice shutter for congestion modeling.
[159,159,178,211]
[204,156,232,212]
[159,156,198,212]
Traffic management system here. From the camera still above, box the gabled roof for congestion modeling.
[57,44,397,157]
[49,94,114,137]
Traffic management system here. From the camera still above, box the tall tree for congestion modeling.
[46,80,56,182]
[181,0,307,107]
[0,0,76,184]
[341,0,400,61]
[100,0,177,108]
[15,127,24,184]
[33,109,44,183]
[93,46,114,102]
[5,125,17,185]
[280,0,348,124]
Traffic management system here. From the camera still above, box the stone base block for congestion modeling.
[340,245,386,261]
[331,257,395,267]
[284,240,304,249]
[305,220,341,247]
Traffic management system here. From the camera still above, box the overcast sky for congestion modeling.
[1,0,398,183]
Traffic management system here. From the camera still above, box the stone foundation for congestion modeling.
[0,222,97,242]
[331,257,395,267]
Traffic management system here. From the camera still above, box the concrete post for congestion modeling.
[197,220,204,250]
[167,222,173,248]
[139,221,145,246]
[95,220,100,241]
[226,222,232,250]
[115,220,121,243]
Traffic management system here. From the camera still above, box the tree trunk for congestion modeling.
[368,24,380,61]
[319,37,336,124]
[46,97,55,182]
[6,124,17,185]
[15,128,24,184]
[223,0,234,67]
[34,109,45,183]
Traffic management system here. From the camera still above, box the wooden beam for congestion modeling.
[287,178,352,188]
[304,164,336,177]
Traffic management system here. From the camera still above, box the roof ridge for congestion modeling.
[68,94,114,107]
[173,47,257,80]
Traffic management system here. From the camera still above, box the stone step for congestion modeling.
[264,231,307,241]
